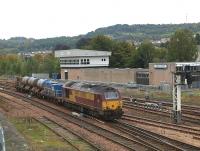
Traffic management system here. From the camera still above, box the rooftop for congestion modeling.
[55,49,111,58]
[150,62,200,66]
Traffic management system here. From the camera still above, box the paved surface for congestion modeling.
[0,113,29,151]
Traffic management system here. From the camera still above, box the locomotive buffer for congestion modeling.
[172,63,200,124]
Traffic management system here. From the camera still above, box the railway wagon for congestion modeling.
[28,77,39,94]
[63,81,123,120]
[16,77,63,102]
[16,76,30,92]
[40,80,63,102]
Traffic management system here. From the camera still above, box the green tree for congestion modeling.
[54,44,70,50]
[0,53,60,76]
[131,40,156,68]
[84,35,114,51]
[168,29,198,61]
[76,37,92,49]
[111,41,135,67]
[153,47,168,62]
[195,33,200,45]
[79,35,136,67]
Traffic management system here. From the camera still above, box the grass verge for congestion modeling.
[9,117,75,151]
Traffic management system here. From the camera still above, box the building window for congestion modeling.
[86,59,90,64]
[60,59,80,65]
[79,58,90,64]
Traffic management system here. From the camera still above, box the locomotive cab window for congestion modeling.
[104,91,119,99]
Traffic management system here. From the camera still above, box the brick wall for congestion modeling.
[149,63,175,85]
[61,68,144,83]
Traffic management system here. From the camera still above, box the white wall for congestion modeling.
[60,56,110,68]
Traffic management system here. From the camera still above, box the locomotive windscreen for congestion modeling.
[104,91,119,99]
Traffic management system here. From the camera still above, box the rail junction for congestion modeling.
[0,79,200,150]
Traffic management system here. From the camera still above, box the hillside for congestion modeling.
[86,23,200,41]
[0,36,81,54]
[1,23,200,53]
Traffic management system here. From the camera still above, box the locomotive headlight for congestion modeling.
[102,101,107,110]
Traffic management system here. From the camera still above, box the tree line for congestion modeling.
[0,53,60,76]
[77,29,199,68]
[0,29,199,76]
[86,23,200,41]
[1,23,200,54]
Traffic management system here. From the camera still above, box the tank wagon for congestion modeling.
[16,77,123,120]
[16,77,63,103]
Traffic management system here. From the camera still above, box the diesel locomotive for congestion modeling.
[16,76,123,120]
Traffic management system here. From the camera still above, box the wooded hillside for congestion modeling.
[1,23,200,53]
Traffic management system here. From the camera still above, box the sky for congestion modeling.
[0,0,200,39]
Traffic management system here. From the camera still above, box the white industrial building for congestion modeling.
[55,49,111,68]
[54,49,112,79]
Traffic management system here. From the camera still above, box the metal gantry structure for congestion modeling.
[172,62,200,124]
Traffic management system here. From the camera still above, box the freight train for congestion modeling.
[16,76,123,120]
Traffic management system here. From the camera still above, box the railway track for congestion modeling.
[35,116,97,151]
[123,96,200,116]
[122,114,200,138]
[0,89,155,150]
[123,101,200,125]
[1,78,200,112]
[0,90,102,151]
[108,122,183,151]
[113,120,200,151]
[1,79,200,150]
[2,78,200,117]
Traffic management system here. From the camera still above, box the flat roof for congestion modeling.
[175,62,200,66]
[149,62,200,66]
[55,49,111,57]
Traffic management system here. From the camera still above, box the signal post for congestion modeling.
[171,63,200,124]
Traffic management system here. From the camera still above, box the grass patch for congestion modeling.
[9,117,75,151]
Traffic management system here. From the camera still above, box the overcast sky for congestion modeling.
[0,0,200,39]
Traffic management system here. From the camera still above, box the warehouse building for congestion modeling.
[149,62,200,88]
[63,68,147,84]
[55,49,200,88]
[55,49,148,83]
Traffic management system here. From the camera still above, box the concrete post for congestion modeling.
[172,74,182,124]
